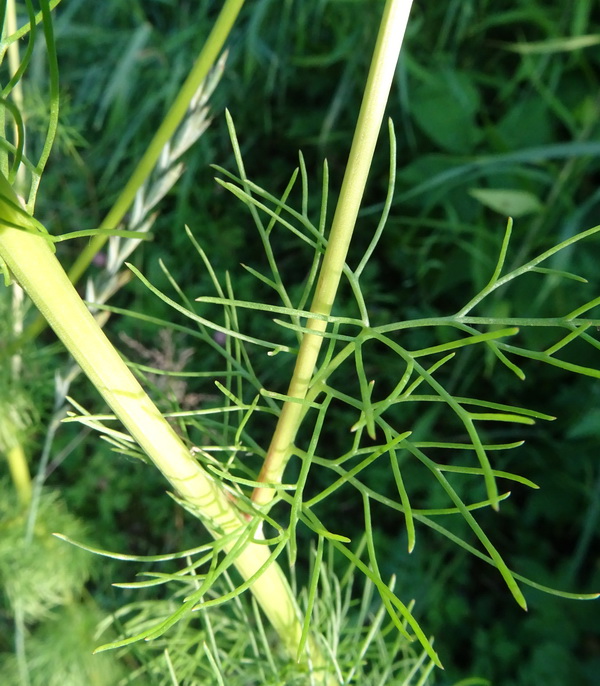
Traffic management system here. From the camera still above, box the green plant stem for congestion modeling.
[0,173,321,672]
[252,0,414,507]
[2,0,32,506]
[5,443,32,505]
[5,0,24,154]
[21,0,246,342]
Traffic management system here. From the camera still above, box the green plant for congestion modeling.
[1,1,598,683]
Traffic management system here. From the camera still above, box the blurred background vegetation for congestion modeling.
[2,0,599,683]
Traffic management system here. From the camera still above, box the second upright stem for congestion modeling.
[252,0,413,507]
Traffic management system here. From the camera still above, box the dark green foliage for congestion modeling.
[4,0,599,683]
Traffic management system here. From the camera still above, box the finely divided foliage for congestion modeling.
[0,1,598,684]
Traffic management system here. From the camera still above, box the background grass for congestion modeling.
[6,0,600,683]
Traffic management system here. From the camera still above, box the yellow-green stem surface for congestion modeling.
[253,0,413,507]
[0,174,307,664]
[6,443,32,505]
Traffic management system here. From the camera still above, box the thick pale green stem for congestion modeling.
[252,0,414,507]
[0,175,308,665]
[2,0,31,506]
[5,444,32,505]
